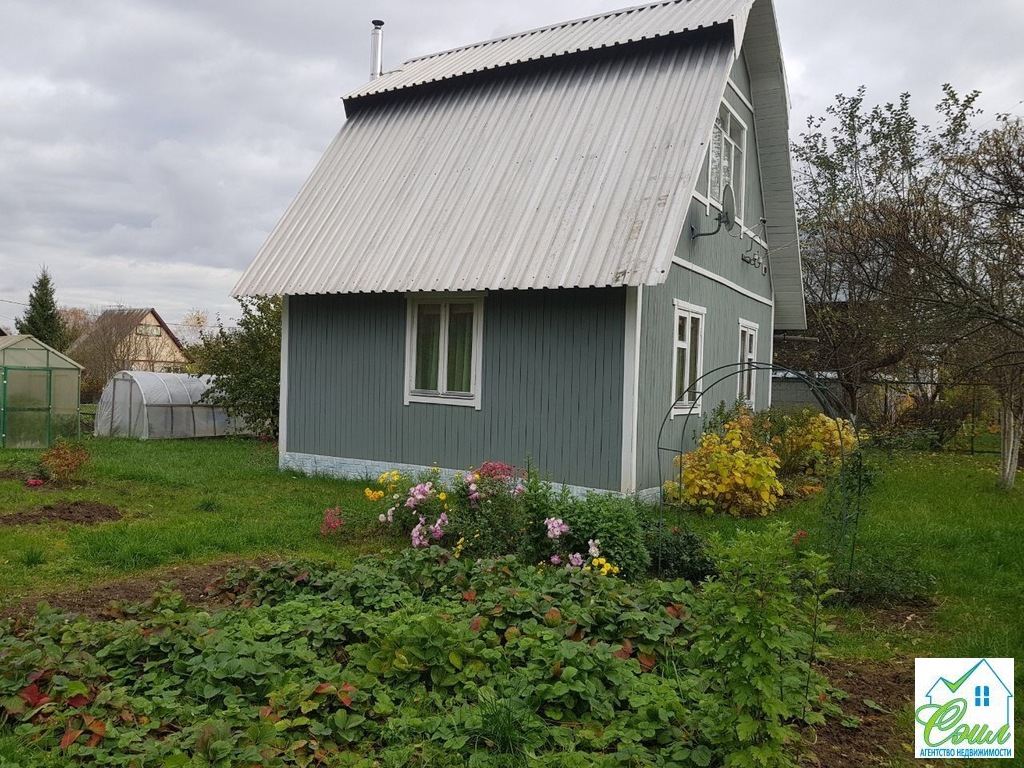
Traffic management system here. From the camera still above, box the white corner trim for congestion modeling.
[672,257,773,307]
[620,286,642,493]
[278,295,289,458]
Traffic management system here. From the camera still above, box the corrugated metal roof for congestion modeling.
[347,0,749,102]
[234,0,803,328]
[234,34,734,296]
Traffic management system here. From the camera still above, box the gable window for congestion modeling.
[671,299,706,415]
[136,324,161,337]
[704,103,746,221]
[975,685,990,707]
[737,319,758,406]
[405,295,483,409]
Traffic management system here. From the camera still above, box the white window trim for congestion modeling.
[670,299,706,418]
[404,293,484,409]
[737,318,759,407]
[702,100,748,226]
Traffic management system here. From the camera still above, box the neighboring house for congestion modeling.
[925,659,1013,734]
[70,308,189,374]
[235,0,805,494]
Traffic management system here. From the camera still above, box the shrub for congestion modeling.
[557,493,651,579]
[832,545,936,607]
[683,524,836,767]
[772,410,858,476]
[39,440,90,484]
[642,520,716,582]
[665,411,784,517]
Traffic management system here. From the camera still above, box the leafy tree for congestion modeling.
[791,87,1023,488]
[193,296,282,437]
[15,267,69,350]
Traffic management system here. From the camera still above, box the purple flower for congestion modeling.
[550,554,562,565]
[569,553,584,568]
[512,483,525,497]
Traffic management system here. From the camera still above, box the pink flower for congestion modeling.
[549,554,562,565]
[544,517,570,539]
[320,506,345,537]
[26,478,44,487]
[568,553,584,568]
[411,517,429,548]
[512,483,525,497]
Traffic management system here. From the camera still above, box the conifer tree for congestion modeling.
[15,267,69,351]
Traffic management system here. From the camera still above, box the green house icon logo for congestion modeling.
[926,659,1013,730]
[917,657,1014,758]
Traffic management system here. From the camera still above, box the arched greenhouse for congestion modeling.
[94,371,246,439]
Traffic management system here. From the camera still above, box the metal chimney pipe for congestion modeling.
[370,20,384,80]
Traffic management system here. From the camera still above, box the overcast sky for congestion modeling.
[1,0,1021,333]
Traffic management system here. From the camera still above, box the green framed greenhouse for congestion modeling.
[0,335,82,449]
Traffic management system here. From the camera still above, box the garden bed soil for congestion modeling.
[0,558,269,624]
[0,469,28,480]
[806,658,914,767]
[0,500,122,527]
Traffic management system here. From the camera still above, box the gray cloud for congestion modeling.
[1,0,1021,332]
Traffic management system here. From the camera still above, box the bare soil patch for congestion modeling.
[0,500,122,527]
[0,558,270,625]
[805,658,914,766]
[0,469,28,481]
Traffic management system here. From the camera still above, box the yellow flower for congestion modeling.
[439,492,447,501]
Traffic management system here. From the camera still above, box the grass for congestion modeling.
[0,437,388,600]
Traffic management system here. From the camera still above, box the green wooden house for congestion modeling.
[234,0,805,495]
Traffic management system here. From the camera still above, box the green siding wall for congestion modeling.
[634,266,773,492]
[287,289,626,490]
[630,53,777,492]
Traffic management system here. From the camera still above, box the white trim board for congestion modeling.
[672,257,773,307]
[620,285,642,493]
[278,295,290,457]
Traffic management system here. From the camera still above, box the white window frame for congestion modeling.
[404,293,484,409]
[737,319,759,407]
[670,299,706,417]
[701,101,747,225]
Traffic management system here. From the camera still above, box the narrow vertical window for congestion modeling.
[406,295,484,408]
[738,320,758,406]
[702,102,747,222]
[671,300,706,415]
[975,685,990,706]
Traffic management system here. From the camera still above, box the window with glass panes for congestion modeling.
[738,320,758,405]
[671,300,705,413]
[406,296,483,407]
[706,103,745,221]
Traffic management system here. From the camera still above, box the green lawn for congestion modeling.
[0,438,387,601]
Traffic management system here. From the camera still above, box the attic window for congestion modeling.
[404,295,484,409]
[702,102,746,222]
[136,325,161,337]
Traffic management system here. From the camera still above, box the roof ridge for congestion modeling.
[402,0,689,66]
